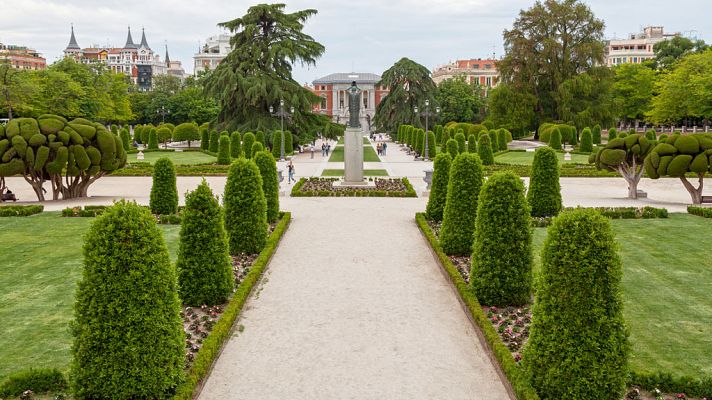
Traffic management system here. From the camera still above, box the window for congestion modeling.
[485,64,492,69]
[363,91,368,109]
[486,77,492,87]
[320,95,327,110]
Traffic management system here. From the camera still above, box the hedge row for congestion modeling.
[0,204,44,217]
[687,206,712,218]
[0,368,67,397]
[416,213,540,400]
[291,178,417,197]
[629,371,712,398]
[174,212,291,400]
[531,206,668,226]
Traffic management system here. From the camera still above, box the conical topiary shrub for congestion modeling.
[471,171,532,306]
[251,141,264,155]
[523,209,629,400]
[217,135,231,165]
[580,127,593,152]
[467,134,477,153]
[425,131,437,159]
[497,129,508,151]
[120,128,131,151]
[592,124,602,144]
[284,130,293,155]
[254,150,280,223]
[549,127,562,150]
[425,152,452,222]
[243,132,256,159]
[200,127,209,150]
[490,130,499,152]
[255,130,265,146]
[208,129,219,153]
[70,201,184,398]
[177,180,233,306]
[150,157,178,215]
[147,129,159,150]
[527,147,561,217]
[230,132,242,158]
[477,133,494,165]
[439,152,484,255]
[223,158,268,254]
[446,138,459,159]
[455,132,466,154]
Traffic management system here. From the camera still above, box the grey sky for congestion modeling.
[0,0,708,85]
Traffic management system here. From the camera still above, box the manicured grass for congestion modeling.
[328,145,381,162]
[128,151,216,165]
[0,213,181,380]
[495,151,590,165]
[532,213,712,378]
[321,169,389,176]
[337,137,370,145]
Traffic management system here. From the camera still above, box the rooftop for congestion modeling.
[313,72,381,85]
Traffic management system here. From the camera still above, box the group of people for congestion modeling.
[321,142,332,157]
[376,142,388,156]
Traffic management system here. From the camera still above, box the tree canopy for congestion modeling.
[653,36,708,70]
[435,75,485,124]
[611,63,656,123]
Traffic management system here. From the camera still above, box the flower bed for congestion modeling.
[0,205,44,217]
[291,177,417,197]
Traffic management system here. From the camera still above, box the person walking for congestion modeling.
[321,143,326,157]
[382,141,387,156]
[310,144,315,159]
[287,160,296,183]
[326,143,331,156]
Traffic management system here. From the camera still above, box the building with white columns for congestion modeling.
[309,72,389,129]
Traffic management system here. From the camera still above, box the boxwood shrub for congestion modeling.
[477,133,494,165]
[467,134,477,153]
[527,147,562,217]
[440,153,484,255]
[244,132,256,159]
[150,157,178,215]
[200,127,209,150]
[217,135,231,165]
[0,205,43,217]
[0,368,67,397]
[147,128,159,150]
[580,127,593,152]
[471,171,532,306]
[455,132,466,154]
[254,150,280,223]
[425,152,452,222]
[446,138,459,159]
[224,158,268,254]
[548,128,562,150]
[230,131,242,158]
[208,129,219,153]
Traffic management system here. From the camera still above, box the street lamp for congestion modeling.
[157,106,170,124]
[269,99,294,161]
[415,100,440,161]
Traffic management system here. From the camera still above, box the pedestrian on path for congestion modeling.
[321,143,326,157]
[382,142,387,156]
[326,144,331,156]
[287,160,296,183]
[310,144,315,159]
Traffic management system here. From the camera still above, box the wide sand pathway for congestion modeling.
[197,197,511,400]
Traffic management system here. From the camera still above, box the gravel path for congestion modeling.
[197,198,511,400]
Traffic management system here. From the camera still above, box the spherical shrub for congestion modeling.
[208,130,219,153]
[446,138,459,159]
[548,128,562,150]
[580,127,593,152]
[156,127,172,144]
[523,209,629,400]
[477,133,494,165]
[440,152,484,255]
[217,135,231,165]
[177,180,233,306]
[150,157,178,215]
[254,150,280,223]
[173,123,200,147]
[527,147,561,217]
[252,141,264,154]
[71,201,184,399]
[230,132,242,158]
[455,132,466,154]
[471,171,532,305]
[467,134,477,153]
[425,152,452,222]
[608,127,618,141]
[147,129,159,150]
[223,158,268,254]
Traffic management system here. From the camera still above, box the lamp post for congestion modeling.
[269,99,294,161]
[415,100,440,161]
[157,106,170,124]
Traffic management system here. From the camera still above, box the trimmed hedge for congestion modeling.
[71,201,185,399]
[217,135,231,165]
[416,214,540,400]
[688,205,712,218]
[174,213,291,400]
[0,368,67,397]
[629,371,712,398]
[244,132,256,159]
[230,132,242,158]
[527,147,562,217]
[177,180,233,306]
[532,207,668,226]
[224,158,268,254]
[0,205,43,217]
[497,129,508,151]
[440,153,484,255]
[467,134,477,153]
[593,124,602,144]
[478,133,494,165]
[471,171,532,306]
[425,153,452,222]
[580,127,593,152]
[254,150,280,223]
[200,128,209,150]
[150,157,179,215]
[251,141,264,155]
[548,128,562,150]
[208,130,219,153]
[446,138,459,159]
[425,131,437,159]
[147,128,159,150]
[523,209,628,400]
[455,132,466,154]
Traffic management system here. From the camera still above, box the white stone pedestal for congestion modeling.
[344,127,364,184]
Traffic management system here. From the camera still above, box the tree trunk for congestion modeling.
[680,174,704,204]
[616,162,644,199]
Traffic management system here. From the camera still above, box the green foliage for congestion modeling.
[650,51,712,124]
[254,151,280,223]
[471,171,532,305]
[435,75,485,123]
[284,130,294,154]
[608,127,617,141]
[230,132,242,158]
[477,133,494,165]
[592,124,602,144]
[0,205,43,217]
[454,132,466,154]
[580,127,593,152]
[71,201,184,399]
[243,132,256,159]
[425,131,437,158]
[523,209,629,400]
[200,127,209,150]
[645,129,656,141]
[374,57,437,132]
[208,130,219,153]
[528,147,562,217]
[415,129,425,155]
[440,153,484,255]
[217,135,231,165]
[251,141,264,154]
[0,368,67,397]
[177,180,233,306]
[173,123,200,147]
[148,128,159,150]
[224,158,268,254]
[425,153,452,222]
[156,127,172,144]
[467,134,477,153]
[446,138,459,159]
[496,129,508,151]
[150,158,178,215]
[120,128,130,150]
[255,130,265,146]
[549,128,562,150]
[611,63,655,122]
[653,35,708,70]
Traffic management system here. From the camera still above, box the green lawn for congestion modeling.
[321,169,389,177]
[495,151,590,165]
[532,214,712,378]
[328,146,381,162]
[0,213,180,380]
[337,137,370,145]
[128,151,217,165]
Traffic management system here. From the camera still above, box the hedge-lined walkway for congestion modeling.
[198,198,511,399]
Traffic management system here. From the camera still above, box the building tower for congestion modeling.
[64,24,81,59]
[124,26,138,49]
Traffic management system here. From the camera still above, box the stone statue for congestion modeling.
[347,81,361,128]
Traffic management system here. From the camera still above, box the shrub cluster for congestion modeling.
[527,147,561,217]
[0,205,43,217]
[425,153,452,222]
[688,205,712,218]
[0,368,67,397]
[150,157,179,215]
[254,150,280,223]
[644,133,712,178]
[61,205,107,217]
[440,153,484,255]
[477,133,494,165]
[224,158,268,254]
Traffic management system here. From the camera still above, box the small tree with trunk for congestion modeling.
[173,122,200,148]
[592,134,653,199]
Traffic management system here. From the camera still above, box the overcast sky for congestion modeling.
[0,0,708,84]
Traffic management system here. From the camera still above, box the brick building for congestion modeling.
[0,43,46,70]
[431,59,499,89]
[309,72,389,129]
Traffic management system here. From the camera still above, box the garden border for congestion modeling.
[415,213,540,400]
[290,177,417,197]
[174,212,292,400]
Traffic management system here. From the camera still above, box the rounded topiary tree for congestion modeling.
[223,158,268,254]
[177,180,233,306]
[200,127,209,150]
[471,171,532,305]
[173,122,200,148]
[497,129,508,151]
[608,127,618,142]
[593,134,653,198]
[425,152,452,222]
[446,138,459,159]
[255,130,265,146]
[527,147,561,217]
[251,141,264,154]
[477,133,494,165]
[147,129,159,150]
[254,150,280,223]
[548,128,562,150]
[592,124,602,144]
[156,127,172,146]
[645,129,656,141]
[425,131,437,159]
[467,134,477,153]
[217,135,231,165]
[208,130,219,153]
[244,132,256,159]
[455,132,466,154]
[440,153,484,255]
[230,132,242,158]
[580,127,593,152]
[150,158,178,215]
[523,209,629,400]
[70,201,184,398]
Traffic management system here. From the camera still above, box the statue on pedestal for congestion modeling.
[347,81,361,128]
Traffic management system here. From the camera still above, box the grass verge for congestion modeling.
[328,146,381,162]
[321,169,389,177]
